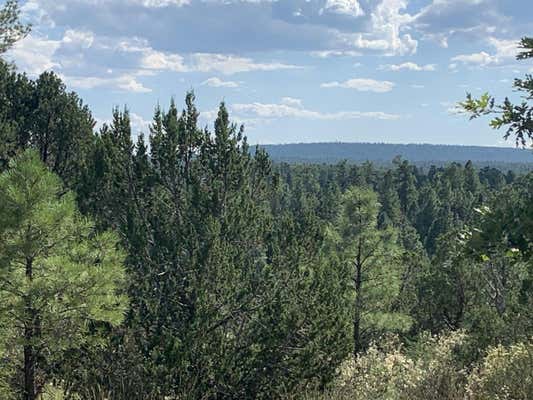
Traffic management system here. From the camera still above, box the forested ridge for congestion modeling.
[257,142,533,170]
[0,2,532,399]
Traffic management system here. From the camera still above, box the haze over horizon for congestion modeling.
[8,0,533,147]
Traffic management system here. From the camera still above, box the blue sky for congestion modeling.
[7,0,533,146]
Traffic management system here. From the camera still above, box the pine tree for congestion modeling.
[395,159,419,223]
[0,61,33,170]
[379,169,402,228]
[0,150,127,400]
[330,187,410,354]
[0,68,95,187]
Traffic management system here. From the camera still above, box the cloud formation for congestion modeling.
[321,78,395,92]
[6,28,300,92]
[380,62,436,71]
[450,37,519,67]
[324,0,365,17]
[201,77,241,88]
[228,99,401,120]
[19,0,421,56]
[9,0,533,146]
[413,0,504,47]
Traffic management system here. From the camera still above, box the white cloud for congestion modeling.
[451,51,495,66]
[365,0,417,55]
[190,53,301,75]
[140,49,188,72]
[226,99,400,121]
[201,77,240,88]
[309,50,362,58]
[324,0,365,17]
[487,37,519,59]
[21,0,509,61]
[321,78,395,92]
[113,37,302,75]
[450,37,519,67]
[331,0,417,56]
[62,74,152,93]
[130,112,152,135]
[7,31,158,92]
[6,29,100,75]
[21,0,55,28]
[280,97,303,108]
[142,50,303,75]
[62,29,94,48]
[6,34,61,75]
[380,62,436,71]
[200,98,401,125]
[136,0,191,7]
[19,0,420,57]
[7,28,302,97]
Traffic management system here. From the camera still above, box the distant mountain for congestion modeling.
[255,142,533,167]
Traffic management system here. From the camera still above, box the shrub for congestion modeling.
[310,331,467,400]
[466,341,533,400]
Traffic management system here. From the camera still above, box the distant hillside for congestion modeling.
[255,142,533,167]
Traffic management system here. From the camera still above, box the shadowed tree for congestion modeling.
[0,66,95,187]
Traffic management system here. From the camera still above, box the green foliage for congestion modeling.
[60,95,355,399]
[0,65,95,186]
[0,0,30,54]
[0,65,532,398]
[460,37,533,147]
[0,150,127,399]
[328,187,411,353]
[464,183,533,350]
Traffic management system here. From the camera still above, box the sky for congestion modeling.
[6,0,533,146]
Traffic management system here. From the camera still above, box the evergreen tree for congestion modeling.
[395,159,419,223]
[0,67,95,187]
[71,96,355,398]
[414,228,470,333]
[378,169,402,228]
[329,187,410,354]
[0,150,127,400]
[0,61,32,170]
[416,184,442,254]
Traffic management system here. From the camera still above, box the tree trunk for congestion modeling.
[24,257,36,400]
[354,240,363,356]
[24,341,35,400]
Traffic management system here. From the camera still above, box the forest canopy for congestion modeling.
[0,4,532,399]
[0,59,531,399]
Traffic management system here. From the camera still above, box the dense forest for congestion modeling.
[0,2,532,399]
[257,142,533,168]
